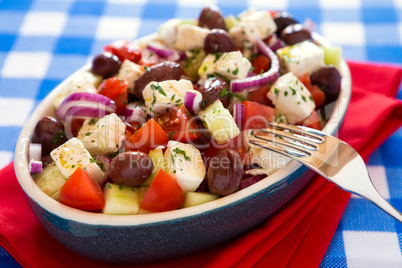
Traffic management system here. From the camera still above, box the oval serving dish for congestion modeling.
[14,32,351,264]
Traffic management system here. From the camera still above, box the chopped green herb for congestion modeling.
[232,67,239,75]
[290,87,296,96]
[171,154,175,164]
[88,118,98,125]
[219,87,228,98]
[90,158,98,164]
[119,185,123,190]
[72,165,75,168]
[99,162,105,170]
[107,184,112,189]
[274,87,280,96]
[168,131,176,140]
[53,130,66,144]
[301,95,307,102]
[213,52,223,63]
[173,148,191,161]
[309,96,314,101]
[284,91,288,96]
[150,83,167,97]
[251,130,254,135]
[203,65,208,72]
[171,94,176,100]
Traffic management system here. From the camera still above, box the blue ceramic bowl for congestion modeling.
[14,33,351,264]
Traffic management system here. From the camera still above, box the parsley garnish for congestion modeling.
[85,132,91,136]
[168,131,176,140]
[53,130,66,144]
[173,148,191,161]
[232,67,239,75]
[88,118,98,125]
[150,83,166,97]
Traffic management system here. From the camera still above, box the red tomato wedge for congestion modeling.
[308,85,326,108]
[59,167,105,211]
[298,73,312,89]
[104,40,142,63]
[130,119,169,154]
[252,54,271,75]
[156,105,200,142]
[242,101,275,130]
[97,77,128,115]
[140,169,185,212]
[249,85,274,107]
[298,110,321,130]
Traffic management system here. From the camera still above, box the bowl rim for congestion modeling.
[14,32,352,227]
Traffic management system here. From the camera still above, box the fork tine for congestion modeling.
[253,134,314,156]
[258,128,319,148]
[249,139,311,158]
[266,122,325,143]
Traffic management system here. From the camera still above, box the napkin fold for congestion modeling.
[0,61,401,268]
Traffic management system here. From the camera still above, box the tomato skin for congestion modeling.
[104,40,142,63]
[59,167,105,211]
[242,101,276,130]
[97,77,128,115]
[140,169,185,212]
[156,106,200,142]
[252,54,271,75]
[298,73,312,89]
[308,85,326,108]
[298,110,321,130]
[130,119,169,154]
[249,85,274,107]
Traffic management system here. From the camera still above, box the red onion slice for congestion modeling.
[29,160,43,173]
[230,38,280,93]
[29,143,42,161]
[184,90,202,114]
[57,92,116,120]
[124,102,147,124]
[147,42,185,62]
[233,103,244,130]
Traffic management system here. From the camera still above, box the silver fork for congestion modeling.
[249,122,402,223]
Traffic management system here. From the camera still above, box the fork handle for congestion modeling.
[354,182,402,223]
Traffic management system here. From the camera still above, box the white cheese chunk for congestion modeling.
[142,79,193,117]
[267,72,316,124]
[229,10,277,48]
[198,99,240,144]
[244,131,291,176]
[164,141,206,193]
[77,113,126,156]
[198,51,251,80]
[115,59,145,94]
[158,19,197,48]
[276,41,325,77]
[175,24,211,51]
[50,138,105,184]
[53,70,102,110]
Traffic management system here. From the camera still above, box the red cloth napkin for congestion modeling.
[1,61,402,268]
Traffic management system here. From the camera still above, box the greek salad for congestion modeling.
[29,6,342,214]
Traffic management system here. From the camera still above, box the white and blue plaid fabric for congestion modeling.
[0,0,401,267]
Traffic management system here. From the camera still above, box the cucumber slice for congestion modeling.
[103,183,140,215]
[321,46,342,69]
[50,190,60,201]
[198,99,240,144]
[141,148,165,186]
[225,15,240,31]
[34,162,66,197]
[182,192,219,208]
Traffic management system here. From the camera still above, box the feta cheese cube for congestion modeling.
[244,131,291,176]
[198,99,240,144]
[50,138,105,184]
[267,72,316,124]
[198,51,251,80]
[175,24,211,51]
[229,10,277,48]
[77,113,126,156]
[276,41,325,77]
[115,59,145,95]
[142,79,193,116]
[53,70,102,110]
[164,141,206,193]
[158,19,197,48]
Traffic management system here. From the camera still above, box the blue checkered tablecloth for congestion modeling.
[0,0,401,267]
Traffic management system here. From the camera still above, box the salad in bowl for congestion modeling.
[15,5,350,263]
